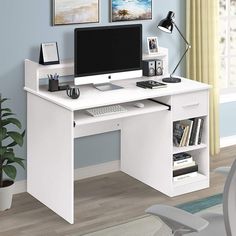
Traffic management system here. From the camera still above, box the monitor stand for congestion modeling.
[94,83,123,92]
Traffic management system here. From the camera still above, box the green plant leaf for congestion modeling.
[1,120,9,126]
[0,108,11,113]
[0,98,9,104]
[0,147,7,155]
[7,141,17,148]
[14,157,25,169]
[2,118,22,129]
[22,130,25,138]
[3,165,16,180]
[7,131,25,147]
[7,131,23,147]
[0,127,7,141]
[2,112,15,118]
[3,151,14,161]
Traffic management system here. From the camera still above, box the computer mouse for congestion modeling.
[134,102,144,108]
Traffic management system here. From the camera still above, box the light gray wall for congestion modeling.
[0,0,186,181]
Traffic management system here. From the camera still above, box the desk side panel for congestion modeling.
[121,110,173,195]
[27,93,74,224]
[25,60,39,91]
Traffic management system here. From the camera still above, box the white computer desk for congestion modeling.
[24,60,210,224]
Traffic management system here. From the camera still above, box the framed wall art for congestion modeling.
[53,0,99,26]
[111,0,152,22]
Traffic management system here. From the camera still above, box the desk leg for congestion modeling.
[27,93,74,224]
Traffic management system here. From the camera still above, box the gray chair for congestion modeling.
[145,159,236,236]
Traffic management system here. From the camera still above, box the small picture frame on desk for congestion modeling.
[39,42,60,65]
[147,37,158,55]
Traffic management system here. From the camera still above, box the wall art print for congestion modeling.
[111,0,152,22]
[53,0,99,25]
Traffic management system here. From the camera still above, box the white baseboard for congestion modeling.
[220,135,236,148]
[13,160,120,195]
[74,160,120,180]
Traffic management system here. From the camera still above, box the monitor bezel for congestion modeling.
[74,24,143,78]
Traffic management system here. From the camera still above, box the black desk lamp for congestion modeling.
[158,11,191,83]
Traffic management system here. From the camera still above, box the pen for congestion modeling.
[47,73,59,80]
[54,73,59,80]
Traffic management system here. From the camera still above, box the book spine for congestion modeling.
[173,157,193,167]
[198,119,204,144]
[183,126,189,146]
[173,122,184,147]
[173,165,198,177]
[137,84,148,89]
[194,119,202,145]
[186,120,193,146]
[189,118,198,145]
[173,161,196,170]
[173,172,198,181]
[180,126,188,147]
[173,152,191,161]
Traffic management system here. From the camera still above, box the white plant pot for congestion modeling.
[0,180,14,211]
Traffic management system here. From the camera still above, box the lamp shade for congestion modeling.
[158,11,175,33]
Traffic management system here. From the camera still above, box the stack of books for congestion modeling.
[173,118,204,147]
[173,152,198,181]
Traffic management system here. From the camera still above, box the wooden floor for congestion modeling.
[0,146,235,236]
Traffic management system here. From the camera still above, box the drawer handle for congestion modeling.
[182,103,200,108]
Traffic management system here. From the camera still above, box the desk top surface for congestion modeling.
[25,77,210,111]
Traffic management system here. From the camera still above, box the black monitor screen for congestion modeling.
[74,24,142,77]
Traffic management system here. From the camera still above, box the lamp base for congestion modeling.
[162,77,181,83]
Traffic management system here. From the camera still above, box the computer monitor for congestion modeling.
[74,24,142,87]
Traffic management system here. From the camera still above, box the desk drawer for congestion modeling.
[172,91,208,121]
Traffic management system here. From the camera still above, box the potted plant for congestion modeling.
[0,95,25,211]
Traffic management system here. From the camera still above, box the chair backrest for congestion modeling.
[223,158,236,236]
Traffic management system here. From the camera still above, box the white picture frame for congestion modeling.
[147,37,158,55]
[39,42,60,65]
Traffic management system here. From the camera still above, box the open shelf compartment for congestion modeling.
[173,173,208,187]
[172,147,209,186]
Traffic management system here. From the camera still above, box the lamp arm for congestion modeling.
[173,22,191,47]
[170,22,191,77]
[170,46,190,77]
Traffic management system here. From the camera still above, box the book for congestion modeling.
[173,152,191,161]
[173,122,185,147]
[198,118,204,144]
[173,172,198,181]
[179,119,193,146]
[194,119,202,145]
[173,158,193,167]
[180,126,189,147]
[189,118,199,145]
[173,164,198,177]
[136,81,167,89]
[173,161,196,170]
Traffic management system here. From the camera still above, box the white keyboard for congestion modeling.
[86,105,127,117]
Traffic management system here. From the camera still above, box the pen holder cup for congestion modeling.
[48,79,59,92]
